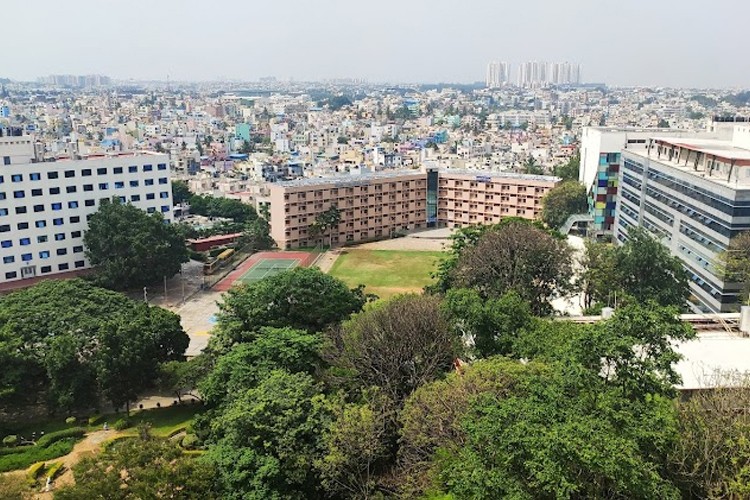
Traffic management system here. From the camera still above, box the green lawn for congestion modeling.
[329,249,445,300]
[128,405,200,437]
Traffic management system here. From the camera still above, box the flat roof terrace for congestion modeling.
[625,139,750,190]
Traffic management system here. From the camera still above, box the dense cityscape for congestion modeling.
[2,0,750,498]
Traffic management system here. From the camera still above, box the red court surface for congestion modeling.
[213,251,319,292]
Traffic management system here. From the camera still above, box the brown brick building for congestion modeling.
[268,168,559,249]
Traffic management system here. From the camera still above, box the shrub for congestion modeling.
[0,445,33,456]
[88,414,103,426]
[27,461,46,480]
[113,418,132,431]
[46,461,64,479]
[180,434,199,450]
[0,438,76,473]
[65,416,77,425]
[36,428,85,448]
[2,435,17,447]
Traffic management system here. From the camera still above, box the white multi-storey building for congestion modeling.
[485,61,510,88]
[614,124,750,313]
[0,129,173,287]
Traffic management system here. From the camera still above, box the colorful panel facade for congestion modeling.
[588,152,620,233]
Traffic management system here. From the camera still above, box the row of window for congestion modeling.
[2,245,84,260]
[0,216,76,230]
[6,179,168,198]
[2,245,84,261]
[0,193,170,216]
[0,230,82,245]
[5,260,86,280]
[1,180,169,200]
[0,164,167,183]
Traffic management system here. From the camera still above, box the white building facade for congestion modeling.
[613,130,750,313]
[0,131,173,286]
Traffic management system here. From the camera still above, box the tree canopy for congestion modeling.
[333,294,459,405]
[188,194,258,224]
[541,181,588,229]
[438,219,574,315]
[401,304,694,499]
[212,267,367,349]
[0,279,188,416]
[171,179,192,204]
[553,151,581,182]
[717,230,750,306]
[56,434,218,499]
[84,198,188,290]
[581,227,690,310]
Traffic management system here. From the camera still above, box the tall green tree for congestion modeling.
[541,181,588,229]
[447,220,574,315]
[171,180,193,204]
[0,279,188,415]
[85,198,188,290]
[200,327,323,409]
[582,227,690,309]
[422,304,692,499]
[213,267,366,348]
[316,395,393,499]
[204,370,333,499]
[188,195,257,224]
[310,205,341,247]
[553,151,581,182]
[443,289,534,358]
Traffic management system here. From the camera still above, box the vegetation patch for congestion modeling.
[329,249,444,299]
[0,438,77,473]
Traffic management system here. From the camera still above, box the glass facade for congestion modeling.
[426,169,438,227]
[588,153,620,233]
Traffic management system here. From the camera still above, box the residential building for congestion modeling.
[268,168,558,249]
[613,127,750,312]
[580,127,700,236]
[0,131,173,287]
[485,61,510,88]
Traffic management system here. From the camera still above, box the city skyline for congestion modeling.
[1,0,748,88]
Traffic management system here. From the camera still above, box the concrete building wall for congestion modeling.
[269,170,559,249]
[437,172,555,226]
[615,146,750,313]
[0,152,173,285]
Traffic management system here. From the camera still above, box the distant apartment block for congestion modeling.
[517,61,581,88]
[613,126,750,313]
[485,61,510,88]
[268,168,559,249]
[0,129,173,287]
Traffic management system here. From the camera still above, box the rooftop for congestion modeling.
[272,168,560,188]
[675,332,750,390]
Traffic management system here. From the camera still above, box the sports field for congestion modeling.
[329,249,444,300]
[236,258,301,283]
[214,251,318,291]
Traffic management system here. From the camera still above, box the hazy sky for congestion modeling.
[2,0,747,88]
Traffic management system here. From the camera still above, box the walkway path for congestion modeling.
[28,429,125,498]
[316,248,343,273]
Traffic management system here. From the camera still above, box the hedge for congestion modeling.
[0,445,33,456]
[0,439,76,473]
[46,461,64,479]
[26,461,46,480]
[36,428,85,448]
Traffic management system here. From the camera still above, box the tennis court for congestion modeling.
[214,251,321,291]
[235,258,301,284]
